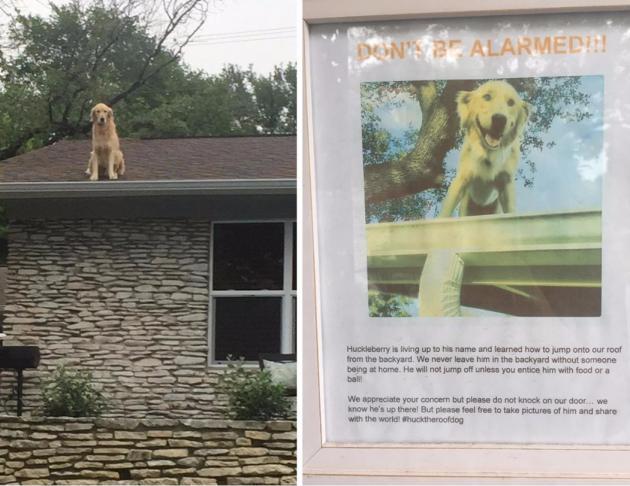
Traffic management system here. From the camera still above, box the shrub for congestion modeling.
[42,364,107,417]
[220,358,291,420]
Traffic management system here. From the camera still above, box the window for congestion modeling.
[210,221,296,362]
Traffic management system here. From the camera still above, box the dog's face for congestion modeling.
[456,80,530,151]
[91,103,113,127]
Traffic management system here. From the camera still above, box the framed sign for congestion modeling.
[303,0,630,482]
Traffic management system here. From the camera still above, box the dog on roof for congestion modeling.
[439,80,531,217]
[86,103,125,181]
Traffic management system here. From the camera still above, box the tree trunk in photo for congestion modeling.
[364,79,477,204]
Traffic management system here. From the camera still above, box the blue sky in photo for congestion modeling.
[370,75,604,218]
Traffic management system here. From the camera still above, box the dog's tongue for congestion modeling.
[485,133,501,147]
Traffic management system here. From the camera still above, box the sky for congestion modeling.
[183,0,296,73]
[367,75,604,219]
[0,0,296,74]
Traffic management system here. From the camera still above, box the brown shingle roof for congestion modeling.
[0,136,296,183]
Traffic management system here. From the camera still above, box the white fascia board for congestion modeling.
[0,179,296,199]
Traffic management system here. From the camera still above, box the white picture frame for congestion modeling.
[302,0,630,482]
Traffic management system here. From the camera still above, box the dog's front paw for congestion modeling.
[85,168,92,175]
[89,173,98,181]
[109,172,118,180]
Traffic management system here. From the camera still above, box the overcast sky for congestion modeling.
[184,0,296,73]
[0,0,296,74]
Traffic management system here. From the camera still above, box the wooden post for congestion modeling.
[419,250,464,316]
[16,369,23,417]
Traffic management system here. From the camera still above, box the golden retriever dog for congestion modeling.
[439,80,530,217]
[85,103,125,181]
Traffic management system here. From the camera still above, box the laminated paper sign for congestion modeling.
[308,12,630,444]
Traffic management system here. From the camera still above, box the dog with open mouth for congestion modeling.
[439,80,530,217]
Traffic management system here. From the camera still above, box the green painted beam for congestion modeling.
[366,209,602,288]
[368,265,601,287]
[367,209,601,257]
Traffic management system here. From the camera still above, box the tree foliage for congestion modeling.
[219,358,291,421]
[0,0,296,160]
[368,292,412,318]
[361,77,593,222]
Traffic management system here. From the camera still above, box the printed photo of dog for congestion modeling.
[86,103,125,181]
[439,80,531,217]
[361,76,604,318]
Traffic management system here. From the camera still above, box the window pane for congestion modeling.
[292,296,297,354]
[292,223,297,291]
[213,223,284,290]
[214,297,282,361]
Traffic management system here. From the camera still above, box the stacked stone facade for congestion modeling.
[2,219,224,418]
[0,416,296,485]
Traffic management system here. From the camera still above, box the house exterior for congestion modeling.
[0,135,296,419]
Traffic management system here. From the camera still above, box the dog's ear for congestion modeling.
[522,101,532,120]
[456,91,473,129]
[515,100,532,136]
[90,106,97,122]
[107,107,114,120]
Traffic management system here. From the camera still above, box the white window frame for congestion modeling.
[303,0,630,483]
[208,219,296,365]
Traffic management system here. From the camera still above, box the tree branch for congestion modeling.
[106,0,207,107]
[416,81,438,116]
[0,0,16,17]
[48,10,126,123]
[107,55,179,106]
[364,79,477,204]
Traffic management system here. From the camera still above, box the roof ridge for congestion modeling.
[47,134,296,144]
[133,133,296,140]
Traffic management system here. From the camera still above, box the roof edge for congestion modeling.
[0,179,296,199]
[131,133,297,141]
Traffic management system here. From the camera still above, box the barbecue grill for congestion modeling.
[0,327,40,416]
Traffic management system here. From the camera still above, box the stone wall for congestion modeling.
[0,265,7,309]
[0,416,296,485]
[2,219,224,418]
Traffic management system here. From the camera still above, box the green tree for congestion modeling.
[368,292,412,317]
[0,0,210,158]
[99,63,297,138]
[249,63,297,134]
